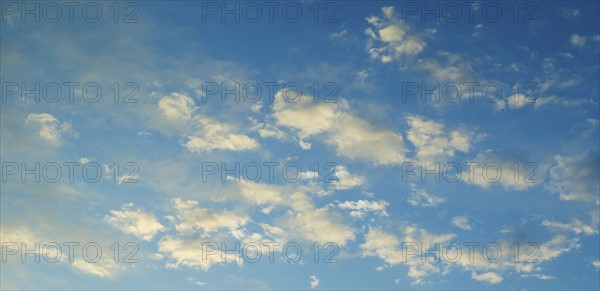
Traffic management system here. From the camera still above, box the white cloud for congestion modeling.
[542,219,597,236]
[270,89,406,165]
[158,236,235,271]
[452,216,472,230]
[461,150,541,191]
[105,203,165,241]
[158,92,196,122]
[570,34,586,47]
[498,93,591,110]
[548,153,599,202]
[309,275,320,289]
[471,271,503,284]
[157,92,259,152]
[365,7,426,63]
[407,184,444,207]
[416,51,475,82]
[238,180,284,212]
[593,260,600,268]
[72,259,124,278]
[360,226,455,285]
[1,224,128,278]
[183,116,259,152]
[359,228,404,266]
[272,89,344,140]
[337,200,389,219]
[184,133,258,152]
[406,115,472,163]
[281,192,354,246]
[171,198,248,234]
[329,166,365,190]
[327,114,406,165]
[250,117,286,140]
[26,113,78,146]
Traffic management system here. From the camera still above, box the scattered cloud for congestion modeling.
[407,184,445,207]
[105,203,165,241]
[452,216,472,230]
[25,113,78,146]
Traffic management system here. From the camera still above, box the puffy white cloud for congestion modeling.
[183,115,259,152]
[158,236,234,271]
[238,180,283,213]
[452,216,472,230]
[327,114,406,165]
[379,25,405,42]
[309,275,320,289]
[593,260,600,268]
[25,113,77,146]
[548,152,599,202]
[171,198,248,234]
[272,90,344,140]
[406,115,472,162]
[281,192,355,246]
[270,89,406,165]
[336,200,389,219]
[105,203,165,241]
[158,92,196,122]
[471,271,503,284]
[359,228,404,266]
[407,184,444,207]
[329,166,365,190]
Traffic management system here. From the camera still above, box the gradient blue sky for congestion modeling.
[1,1,599,290]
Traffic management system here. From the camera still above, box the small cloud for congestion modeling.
[452,216,472,230]
[310,275,320,289]
[471,271,503,284]
[559,8,580,20]
[570,34,586,47]
[330,29,347,39]
[407,184,444,207]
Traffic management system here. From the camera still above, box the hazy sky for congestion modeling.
[1,1,599,289]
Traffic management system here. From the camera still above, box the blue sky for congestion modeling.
[1,0,599,289]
